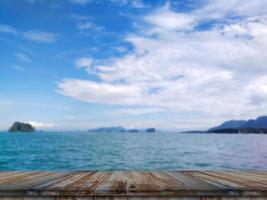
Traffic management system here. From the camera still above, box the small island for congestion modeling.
[88,127,156,133]
[146,128,156,133]
[9,122,36,132]
[128,129,139,133]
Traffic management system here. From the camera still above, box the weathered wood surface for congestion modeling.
[0,171,267,199]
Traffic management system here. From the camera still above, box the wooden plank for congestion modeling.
[148,172,187,192]
[0,172,69,190]
[146,172,236,196]
[0,171,24,178]
[127,171,162,195]
[184,171,244,189]
[0,171,30,183]
[32,172,87,196]
[181,171,239,190]
[198,171,267,189]
[94,171,128,196]
[0,171,266,198]
[60,171,111,191]
[184,171,267,196]
[34,171,90,190]
[221,171,267,182]
[94,171,223,196]
[0,172,43,185]
[166,172,222,190]
[34,171,111,196]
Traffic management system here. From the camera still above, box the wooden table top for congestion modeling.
[0,171,267,197]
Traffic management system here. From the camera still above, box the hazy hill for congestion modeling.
[241,116,267,128]
[88,127,125,133]
[208,116,267,133]
[209,120,247,131]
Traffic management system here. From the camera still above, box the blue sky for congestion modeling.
[0,0,267,131]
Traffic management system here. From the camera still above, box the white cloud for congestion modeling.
[70,14,91,20]
[16,53,31,63]
[23,31,56,43]
[24,0,41,4]
[0,25,57,44]
[70,14,104,32]
[145,4,196,31]
[195,0,267,20]
[69,0,147,8]
[77,22,94,30]
[75,57,93,72]
[58,79,141,105]
[114,108,164,115]
[109,0,147,8]
[245,76,267,107]
[130,0,147,9]
[77,22,104,31]
[69,0,89,5]
[58,1,267,127]
[28,121,55,129]
[0,24,17,34]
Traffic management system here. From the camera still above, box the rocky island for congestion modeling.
[9,122,36,132]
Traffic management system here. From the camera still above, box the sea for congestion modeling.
[0,131,267,170]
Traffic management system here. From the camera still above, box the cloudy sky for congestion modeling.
[0,0,267,131]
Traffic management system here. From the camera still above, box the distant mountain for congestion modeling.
[88,127,125,133]
[88,127,157,133]
[241,116,267,128]
[209,128,267,134]
[208,116,267,133]
[209,120,247,131]
[9,122,36,132]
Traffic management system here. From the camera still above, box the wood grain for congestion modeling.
[0,171,266,199]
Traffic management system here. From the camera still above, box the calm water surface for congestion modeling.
[0,132,267,170]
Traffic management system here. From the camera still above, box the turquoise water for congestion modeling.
[0,132,267,170]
